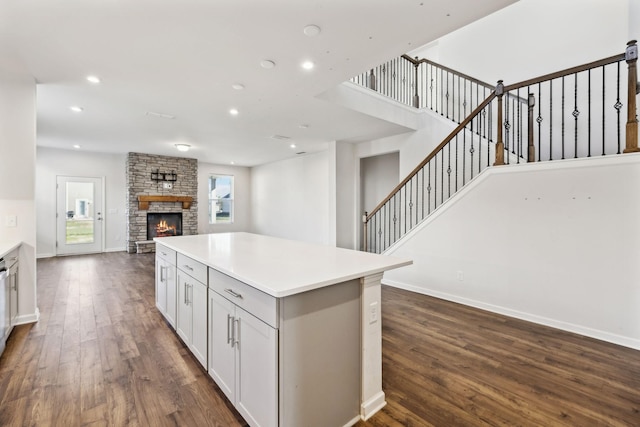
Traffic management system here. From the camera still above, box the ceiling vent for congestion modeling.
[145,111,176,120]
[270,135,291,140]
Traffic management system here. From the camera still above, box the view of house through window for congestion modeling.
[208,175,234,224]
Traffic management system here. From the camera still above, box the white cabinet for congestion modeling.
[155,244,176,328]
[7,253,18,327]
[208,289,277,427]
[177,254,207,369]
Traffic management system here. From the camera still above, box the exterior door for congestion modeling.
[56,176,103,255]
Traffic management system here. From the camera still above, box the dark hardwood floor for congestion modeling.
[1,252,639,426]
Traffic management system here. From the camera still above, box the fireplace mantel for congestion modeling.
[138,195,193,210]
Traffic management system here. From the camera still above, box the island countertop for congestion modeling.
[0,241,21,259]
[154,232,412,298]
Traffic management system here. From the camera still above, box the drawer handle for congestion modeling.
[224,288,243,299]
[160,251,167,256]
[183,265,194,271]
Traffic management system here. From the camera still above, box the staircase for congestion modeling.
[355,40,639,254]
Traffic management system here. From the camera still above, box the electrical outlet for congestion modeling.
[457,270,464,281]
[369,301,378,324]
[163,182,173,189]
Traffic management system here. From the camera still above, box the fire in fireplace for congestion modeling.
[147,212,183,239]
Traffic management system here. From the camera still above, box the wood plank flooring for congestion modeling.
[1,252,639,426]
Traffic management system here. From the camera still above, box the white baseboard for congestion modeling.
[383,279,640,351]
[360,391,386,421]
[36,253,54,259]
[14,307,40,325]
[105,247,126,253]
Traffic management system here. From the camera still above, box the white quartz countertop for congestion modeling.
[155,232,412,298]
[0,241,21,259]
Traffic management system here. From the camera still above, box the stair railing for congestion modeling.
[363,40,638,254]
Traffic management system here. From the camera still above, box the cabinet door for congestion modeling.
[165,263,177,328]
[208,291,236,403]
[236,308,278,427]
[155,258,167,314]
[176,271,192,346]
[191,280,207,369]
[9,266,17,326]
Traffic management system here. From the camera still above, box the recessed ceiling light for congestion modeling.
[260,60,276,69]
[73,144,81,149]
[230,161,235,165]
[86,75,101,84]
[290,143,297,149]
[175,144,190,152]
[145,111,176,120]
[299,124,309,129]
[70,106,83,113]
[229,108,239,116]
[303,25,321,37]
[302,61,315,70]
[232,83,245,90]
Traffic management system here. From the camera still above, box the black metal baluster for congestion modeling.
[615,61,622,154]
[447,143,452,198]
[427,163,432,214]
[455,134,459,191]
[549,79,553,161]
[505,95,511,164]
[517,90,522,163]
[440,67,444,115]
[430,65,434,111]
[462,125,467,185]
[421,168,425,221]
[602,65,606,156]
[573,73,579,158]
[409,179,413,229]
[538,82,543,161]
[588,69,591,157]
[470,118,475,178]
[445,71,450,119]
[440,149,444,207]
[434,155,438,210]
[561,76,565,159]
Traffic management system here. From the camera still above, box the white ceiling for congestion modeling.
[0,0,515,166]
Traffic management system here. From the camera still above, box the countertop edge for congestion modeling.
[154,234,413,298]
[0,241,22,259]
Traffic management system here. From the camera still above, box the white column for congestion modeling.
[360,272,385,420]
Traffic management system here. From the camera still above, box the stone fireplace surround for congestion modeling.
[126,152,198,253]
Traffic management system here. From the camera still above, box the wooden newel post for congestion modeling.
[368,69,377,91]
[527,93,536,162]
[413,57,420,108]
[624,40,639,153]
[494,80,506,166]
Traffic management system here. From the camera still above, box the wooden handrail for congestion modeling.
[503,53,625,93]
[366,91,497,222]
[401,54,493,90]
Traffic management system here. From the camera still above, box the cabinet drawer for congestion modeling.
[177,253,207,283]
[209,268,278,328]
[156,244,176,265]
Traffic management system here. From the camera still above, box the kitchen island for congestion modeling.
[154,232,411,427]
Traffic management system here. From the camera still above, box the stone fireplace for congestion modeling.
[126,152,197,253]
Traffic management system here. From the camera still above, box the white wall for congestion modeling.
[250,152,331,245]
[361,152,399,215]
[632,0,640,39]
[384,154,640,350]
[431,0,630,85]
[334,142,358,249]
[198,161,251,234]
[36,147,127,257]
[0,51,38,324]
